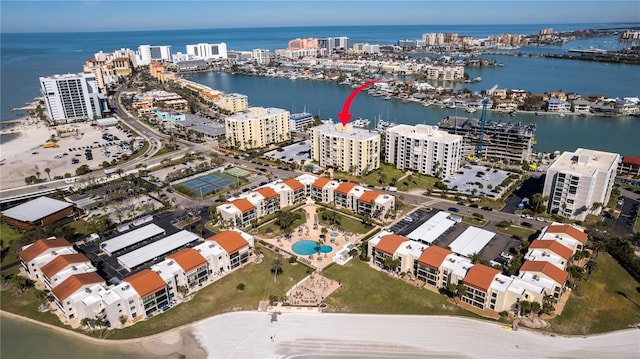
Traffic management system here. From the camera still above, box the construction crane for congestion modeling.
[475,97,490,157]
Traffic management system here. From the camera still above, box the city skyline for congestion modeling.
[1,1,638,33]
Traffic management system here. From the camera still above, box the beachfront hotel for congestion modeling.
[385,124,463,178]
[185,42,228,60]
[39,73,106,123]
[136,44,172,66]
[437,116,537,162]
[543,148,620,220]
[310,123,380,176]
[225,107,291,150]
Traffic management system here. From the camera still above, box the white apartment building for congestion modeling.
[136,45,172,66]
[218,93,248,114]
[425,65,465,80]
[39,73,105,122]
[385,124,463,178]
[252,49,271,64]
[186,42,228,60]
[310,123,380,176]
[225,107,291,150]
[543,148,620,220]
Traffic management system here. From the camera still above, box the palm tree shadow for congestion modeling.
[617,291,640,309]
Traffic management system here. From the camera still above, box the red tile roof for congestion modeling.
[52,272,104,301]
[358,190,381,204]
[40,253,90,279]
[207,231,249,254]
[167,248,207,272]
[529,240,573,260]
[125,269,167,298]
[312,177,331,189]
[283,178,304,191]
[546,224,588,244]
[622,155,640,167]
[520,260,569,285]
[19,238,72,263]
[463,264,500,291]
[255,187,279,199]
[418,246,453,269]
[335,182,357,195]
[230,198,255,213]
[375,234,406,255]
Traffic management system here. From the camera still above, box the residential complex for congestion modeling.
[385,124,463,178]
[543,148,620,220]
[218,93,249,114]
[217,174,396,227]
[437,116,537,162]
[136,45,172,66]
[186,42,228,60]
[310,123,381,176]
[289,112,315,132]
[39,73,106,123]
[225,107,291,150]
[19,230,254,327]
[367,222,587,313]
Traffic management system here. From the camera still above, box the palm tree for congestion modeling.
[271,258,282,283]
[44,168,51,181]
[470,252,480,264]
[592,241,605,259]
[519,300,531,317]
[530,301,542,317]
[455,283,467,304]
[584,259,598,280]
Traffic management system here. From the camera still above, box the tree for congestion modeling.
[383,257,401,272]
[542,294,556,315]
[455,283,467,304]
[591,241,605,259]
[271,258,282,283]
[118,315,128,326]
[530,301,542,317]
[470,252,480,264]
[44,168,51,181]
[567,265,584,283]
[519,300,531,317]
[584,259,598,280]
[531,193,547,213]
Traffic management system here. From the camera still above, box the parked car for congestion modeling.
[448,207,460,213]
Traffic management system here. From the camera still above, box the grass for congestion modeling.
[322,259,478,317]
[396,173,441,192]
[546,253,640,335]
[0,224,22,266]
[317,209,373,234]
[331,163,406,188]
[462,216,488,226]
[495,225,535,240]
[151,147,177,158]
[257,210,306,237]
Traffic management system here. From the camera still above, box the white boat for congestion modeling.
[375,118,396,132]
[384,96,391,100]
[465,107,477,113]
[352,118,371,129]
[559,112,566,117]
[446,103,456,109]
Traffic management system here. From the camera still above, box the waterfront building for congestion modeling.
[571,99,592,113]
[123,269,170,318]
[41,254,96,291]
[51,272,106,321]
[424,65,464,81]
[136,45,172,65]
[3,197,75,230]
[351,43,381,54]
[275,48,325,59]
[225,107,291,150]
[310,123,380,176]
[217,198,257,227]
[546,98,571,112]
[537,223,588,253]
[543,148,620,220]
[186,42,228,60]
[205,231,254,270]
[385,124,463,178]
[618,155,640,178]
[318,36,349,54]
[252,49,271,64]
[164,248,210,292]
[437,116,536,162]
[83,59,117,95]
[218,93,248,114]
[19,238,76,281]
[613,99,639,115]
[39,73,106,123]
[288,38,319,50]
[289,112,315,132]
[525,239,573,270]
[416,246,455,288]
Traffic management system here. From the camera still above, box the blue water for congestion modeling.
[292,240,332,255]
[330,232,339,238]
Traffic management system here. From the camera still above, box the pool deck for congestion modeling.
[256,202,366,270]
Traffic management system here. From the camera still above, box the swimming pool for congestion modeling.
[291,240,332,256]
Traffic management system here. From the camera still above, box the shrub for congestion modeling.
[236,283,245,291]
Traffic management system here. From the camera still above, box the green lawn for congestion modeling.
[317,209,373,234]
[322,259,478,317]
[257,210,306,237]
[0,224,22,266]
[546,253,640,335]
[396,173,441,192]
[462,216,488,227]
[495,225,535,240]
[331,163,406,188]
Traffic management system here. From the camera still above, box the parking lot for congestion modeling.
[613,196,640,234]
[264,140,311,164]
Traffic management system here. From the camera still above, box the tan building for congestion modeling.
[225,107,290,150]
[310,123,380,176]
[218,93,248,114]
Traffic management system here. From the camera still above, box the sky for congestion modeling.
[1,1,639,33]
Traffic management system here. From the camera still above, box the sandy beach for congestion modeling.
[0,120,131,189]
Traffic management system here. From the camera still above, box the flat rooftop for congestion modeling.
[2,197,73,222]
[117,230,200,271]
[387,124,462,142]
[406,211,455,244]
[449,226,495,257]
[312,122,380,141]
[547,148,620,174]
[264,140,311,163]
[100,223,166,256]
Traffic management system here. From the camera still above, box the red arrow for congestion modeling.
[337,78,382,126]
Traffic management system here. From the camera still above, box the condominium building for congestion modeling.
[543,148,620,220]
[218,93,248,114]
[225,107,291,150]
[290,112,315,132]
[252,49,271,64]
[318,36,349,54]
[310,123,380,176]
[385,124,463,177]
[437,116,537,162]
[288,38,319,50]
[136,45,172,66]
[39,73,105,122]
[186,42,228,60]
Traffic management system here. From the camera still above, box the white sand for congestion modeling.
[193,312,640,359]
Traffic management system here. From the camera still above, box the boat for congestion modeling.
[465,107,477,113]
[375,118,396,132]
[446,103,456,109]
[558,112,566,117]
[352,118,371,129]
[472,77,482,82]
[567,47,607,55]
[384,96,391,100]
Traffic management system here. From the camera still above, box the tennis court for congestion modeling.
[226,167,251,177]
[178,172,238,196]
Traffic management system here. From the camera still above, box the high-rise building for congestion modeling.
[385,124,463,178]
[218,93,248,114]
[543,148,620,220]
[225,107,290,150]
[318,36,349,54]
[39,73,105,122]
[136,45,172,66]
[185,43,228,60]
[252,49,271,64]
[310,123,380,176]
